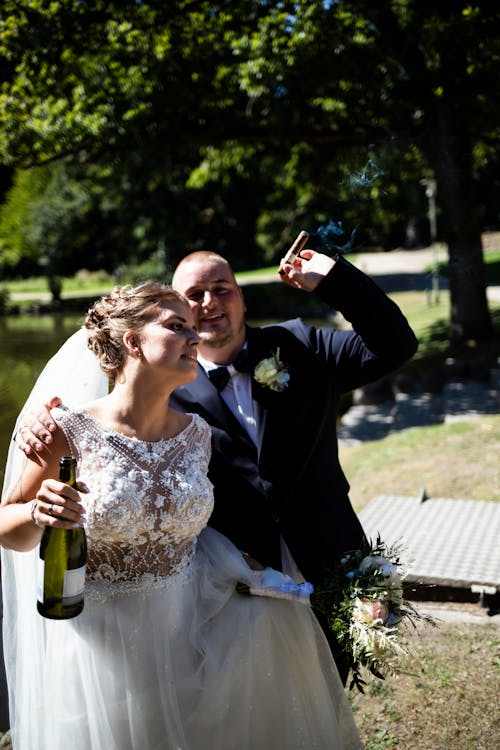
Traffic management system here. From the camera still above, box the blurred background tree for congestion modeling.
[0,0,498,341]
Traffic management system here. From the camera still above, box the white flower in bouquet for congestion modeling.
[352,597,389,625]
[254,348,290,392]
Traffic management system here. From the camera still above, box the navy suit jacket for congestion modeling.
[171,257,418,586]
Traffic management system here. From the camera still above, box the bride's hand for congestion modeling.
[16,397,63,455]
[31,477,87,529]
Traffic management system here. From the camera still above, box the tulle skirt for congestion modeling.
[3,528,362,750]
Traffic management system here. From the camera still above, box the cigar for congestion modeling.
[283,230,310,263]
[279,230,310,274]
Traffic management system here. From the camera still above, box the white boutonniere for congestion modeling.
[254,348,290,392]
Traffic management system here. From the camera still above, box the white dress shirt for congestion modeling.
[198,351,261,445]
[198,351,305,583]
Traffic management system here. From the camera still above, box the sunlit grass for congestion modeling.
[340,416,500,512]
[351,622,500,750]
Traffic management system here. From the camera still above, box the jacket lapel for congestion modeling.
[246,325,329,483]
[176,363,256,449]
[176,328,326,480]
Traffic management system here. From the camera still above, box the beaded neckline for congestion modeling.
[60,406,198,446]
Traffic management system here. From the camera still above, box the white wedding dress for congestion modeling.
[1,330,362,750]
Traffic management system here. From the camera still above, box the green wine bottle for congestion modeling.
[37,456,87,620]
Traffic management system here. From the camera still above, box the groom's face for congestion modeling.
[172,257,246,359]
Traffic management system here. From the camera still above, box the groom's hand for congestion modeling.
[278,249,336,291]
[242,552,266,571]
[16,396,62,455]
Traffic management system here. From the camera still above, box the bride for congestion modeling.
[0,282,362,749]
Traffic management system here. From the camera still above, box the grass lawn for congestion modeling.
[350,617,499,750]
[340,415,500,513]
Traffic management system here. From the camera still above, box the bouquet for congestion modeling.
[311,535,435,692]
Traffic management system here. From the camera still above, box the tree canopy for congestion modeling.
[0,0,499,340]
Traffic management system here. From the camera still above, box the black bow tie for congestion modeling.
[207,349,253,391]
[208,366,231,391]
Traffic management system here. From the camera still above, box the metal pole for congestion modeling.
[420,178,439,304]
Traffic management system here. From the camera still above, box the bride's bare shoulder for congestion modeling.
[165,408,193,439]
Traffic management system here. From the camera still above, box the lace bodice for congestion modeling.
[53,407,214,587]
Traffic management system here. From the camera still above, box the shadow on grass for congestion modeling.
[407,306,500,386]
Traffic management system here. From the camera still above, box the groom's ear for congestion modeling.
[237,286,247,314]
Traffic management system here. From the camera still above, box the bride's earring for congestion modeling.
[124,331,142,359]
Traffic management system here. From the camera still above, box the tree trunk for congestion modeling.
[431,112,492,342]
[48,274,62,303]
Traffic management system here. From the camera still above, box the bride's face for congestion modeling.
[134,299,200,384]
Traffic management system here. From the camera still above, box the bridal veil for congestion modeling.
[1,327,108,734]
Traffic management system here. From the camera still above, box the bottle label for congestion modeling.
[36,559,86,603]
[63,566,86,600]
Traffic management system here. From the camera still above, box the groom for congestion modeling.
[18,245,418,681]
[169,248,417,576]
[171,246,418,679]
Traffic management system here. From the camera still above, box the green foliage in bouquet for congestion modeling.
[311,535,435,692]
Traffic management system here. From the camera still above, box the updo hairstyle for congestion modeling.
[85,281,188,381]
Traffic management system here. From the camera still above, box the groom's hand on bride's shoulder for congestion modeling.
[15,396,63,455]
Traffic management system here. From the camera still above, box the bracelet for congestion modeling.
[30,499,38,525]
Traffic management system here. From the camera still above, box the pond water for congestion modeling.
[0,314,84,486]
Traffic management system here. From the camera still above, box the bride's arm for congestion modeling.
[0,429,85,551]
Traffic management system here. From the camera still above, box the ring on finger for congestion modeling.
[30,499,45,528]
[47,503,55,517]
